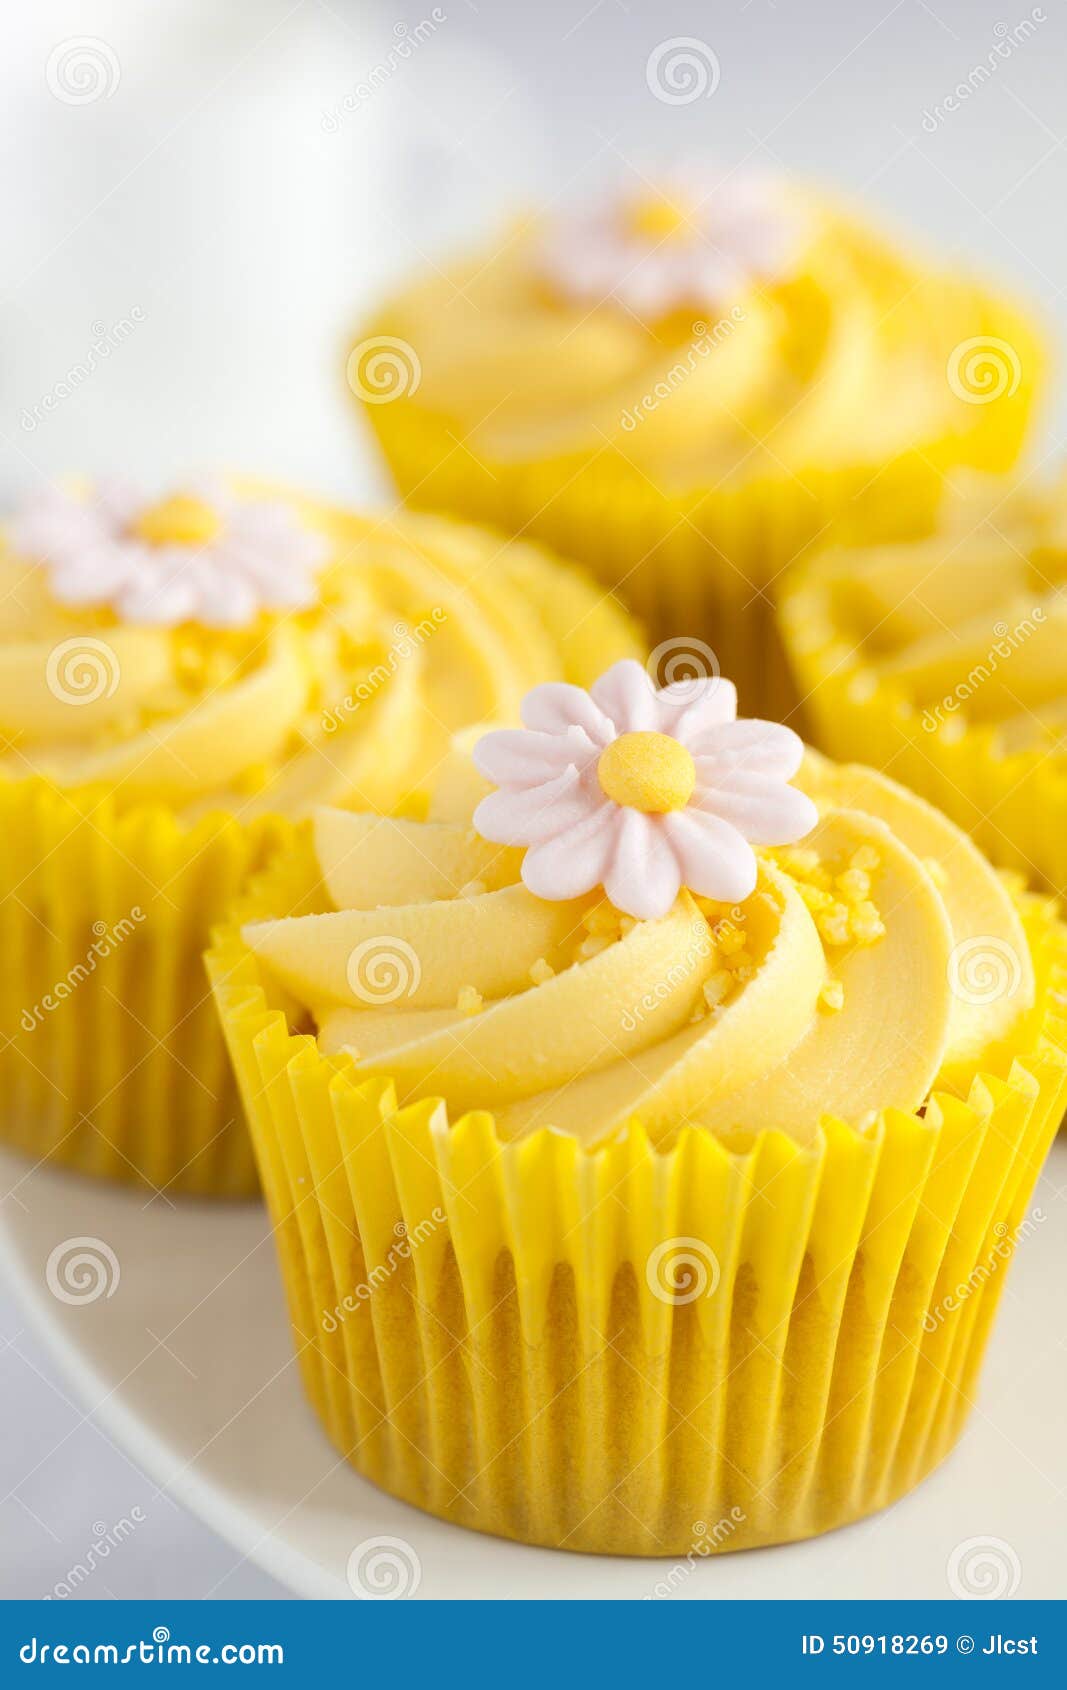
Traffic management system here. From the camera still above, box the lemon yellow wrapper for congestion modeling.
[355,186,1045,714]
[207,840,1067,1556]
[0,492,640,1195]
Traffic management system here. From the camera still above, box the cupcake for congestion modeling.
[0,477,639,1195]
[351,172,1044,713]
[779,473,1066,891]
[209,656,1065,1554]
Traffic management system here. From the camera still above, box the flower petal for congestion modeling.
[519,680,614,743]
[473,725,596,786]
[692,777,818,846]
[474,766,595,847]
[661,808,758,903]
[690,718,804,777]
[660,675,737,741]
[603,809,682,920]
[521,801,618,902]
[590,659,658,733]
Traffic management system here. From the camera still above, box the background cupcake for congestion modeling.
[0,477,639,1194]
[209,658,1066,1555]
[351,172,1045,714]
[779,471,1065,890]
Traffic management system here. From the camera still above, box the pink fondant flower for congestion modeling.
[8,478,327,629]
[538,172,804,318]
[473,658,817,920]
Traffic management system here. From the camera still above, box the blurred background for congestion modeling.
[3,0,1066,1597]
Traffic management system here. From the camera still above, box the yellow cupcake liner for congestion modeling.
[0,777,290,1196]
[780,579,1067,893]
[362,350,1039,719]
[207,841,1067,1556]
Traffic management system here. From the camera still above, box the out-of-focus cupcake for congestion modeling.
[0,477,639,1194]
[351,171,1045,713]
[209,656,1065,1554]
[779,472,1066,890]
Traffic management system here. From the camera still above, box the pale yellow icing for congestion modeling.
[0,488,639,817]
[243,750,1034,1147]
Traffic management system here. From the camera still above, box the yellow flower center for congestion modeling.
[132,494,222,548]
[597,731,696,814]
[628,195,692,242]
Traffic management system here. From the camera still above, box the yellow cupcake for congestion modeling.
[209,658,1065,1554]
[0,477,639,1194]
[351,173,1045,713]
[780,472,1067,890]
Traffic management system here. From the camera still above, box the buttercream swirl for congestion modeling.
[244,751,1035,1148]
[361,181,1037,493]
[0,484,639,816]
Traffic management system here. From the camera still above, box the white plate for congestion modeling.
[2,1143,1065,1600]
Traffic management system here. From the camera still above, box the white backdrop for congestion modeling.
[2,0,1066,1598]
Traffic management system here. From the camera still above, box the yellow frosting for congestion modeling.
[0,488,639,817]
[360,193,1036,491]
[788,478,1067,756]
[243,749,1034,1148]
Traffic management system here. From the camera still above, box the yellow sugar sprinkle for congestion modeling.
[850,844,881,874]
[577,934,614,961]
[776,846,820,877]
[816,906,852,948]
[723,946,752,973]
[702,972,731,1011]
[529,958,554,986]
[457,985,483,1017]
[819,979,845,1012]
[582,901,620,937]
[851,901,887,942]
[798,882,834,913]
[835,867,870,901]
[718,925,747,957]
